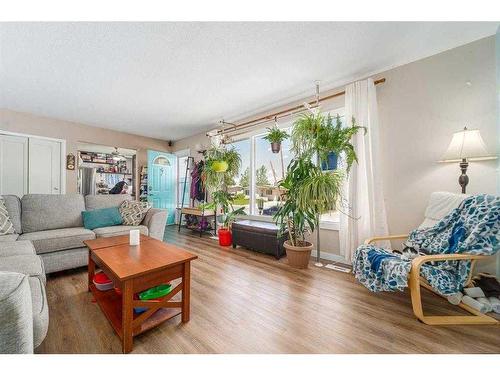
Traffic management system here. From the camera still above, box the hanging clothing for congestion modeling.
[79,167,96,196]
[190,160,206,202]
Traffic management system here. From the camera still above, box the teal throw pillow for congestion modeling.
[82,207,123,230]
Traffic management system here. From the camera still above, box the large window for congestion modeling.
[253,129,292,216]
[227,138,251,214]
[227,109,344,224]
[176,152,191,208]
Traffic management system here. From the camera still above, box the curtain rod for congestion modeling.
[208,77,386,137]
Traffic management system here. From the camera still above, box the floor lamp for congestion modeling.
[440,126,497,193]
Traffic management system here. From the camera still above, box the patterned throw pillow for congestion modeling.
[0,197,15,235]
[119,200,152,226]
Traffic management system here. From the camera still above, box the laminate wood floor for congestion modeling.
[37,226,500,354]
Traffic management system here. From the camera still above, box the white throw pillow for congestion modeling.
[0,197,15,235]
[119,200,152,226]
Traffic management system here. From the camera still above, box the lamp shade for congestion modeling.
[441,127,495,162]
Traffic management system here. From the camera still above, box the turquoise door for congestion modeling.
[147,150,177,225]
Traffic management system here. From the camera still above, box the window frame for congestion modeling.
[226,105,345,229]
[174,149,191,209]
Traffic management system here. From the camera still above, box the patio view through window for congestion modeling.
[223,111,341,222]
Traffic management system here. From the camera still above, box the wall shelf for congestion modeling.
[80,160,117,165]
[96,171,133,176]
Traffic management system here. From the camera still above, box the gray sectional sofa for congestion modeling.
[0,194,168,353]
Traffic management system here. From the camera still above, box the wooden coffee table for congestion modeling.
[84,234,197,353]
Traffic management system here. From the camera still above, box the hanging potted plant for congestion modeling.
[203,145,241,186]
[274,112,363,268]
[322,114,364,171]
[263,126,289,153]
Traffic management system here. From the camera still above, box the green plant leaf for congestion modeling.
[262,126,289,143]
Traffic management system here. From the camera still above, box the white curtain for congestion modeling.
[339,78,389,263]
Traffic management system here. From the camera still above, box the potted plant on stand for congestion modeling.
[273,112,364,268]
[219,206,246,246]
[322,114,362,171]
[201,191,246,246]
[202,144,242,245]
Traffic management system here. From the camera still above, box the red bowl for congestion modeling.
[93,272,111,284]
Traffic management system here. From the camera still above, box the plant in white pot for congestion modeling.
[273,112,364,268]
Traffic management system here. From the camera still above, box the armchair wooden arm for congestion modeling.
[410,253,489,269]
[364,234,409,245]
[408,253,498,325]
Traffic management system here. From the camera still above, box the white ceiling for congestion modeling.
[0,22,497,141]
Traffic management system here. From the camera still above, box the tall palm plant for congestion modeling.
[273,111,364,268]
[274,157,344,246]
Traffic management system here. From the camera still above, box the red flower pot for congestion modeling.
[218,228,232,246]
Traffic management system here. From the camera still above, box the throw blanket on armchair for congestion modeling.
[352,194,500,295]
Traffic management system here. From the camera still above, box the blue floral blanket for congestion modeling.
[352,194,500,295]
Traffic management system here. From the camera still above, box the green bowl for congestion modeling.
[139,284,172,300]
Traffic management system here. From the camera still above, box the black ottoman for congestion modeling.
[231,220,287,259]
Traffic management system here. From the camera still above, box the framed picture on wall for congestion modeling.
[66,153,76,170]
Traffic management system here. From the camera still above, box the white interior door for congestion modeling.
[28,138,61,194]
[0,134,29,197]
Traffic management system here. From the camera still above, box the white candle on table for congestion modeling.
[129,229,140,245]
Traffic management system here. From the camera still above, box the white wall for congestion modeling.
[0,109,171,196]
[172,36,499,273]
[377,36,497,234]
[376,36,498,274]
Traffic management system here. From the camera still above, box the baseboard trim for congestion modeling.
[311,250,350,266]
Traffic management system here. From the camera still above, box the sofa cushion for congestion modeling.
[0,233,19,242]
[0,196,16,235]
[0,271,34,353]
[28,276,48,348]
[19,227,96,254]
[0,240,36,257]
[93,225,148,238]
[40,247,88,274]
[82,206,123,230]
[85,194,131,211]
[0,254,45,280]
[1,195,22,234]
[21,194,86,233]
[119,200,151,226]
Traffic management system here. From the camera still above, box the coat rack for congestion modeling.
[177,156,216,237]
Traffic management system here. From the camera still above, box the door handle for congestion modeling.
[53,187,59,191]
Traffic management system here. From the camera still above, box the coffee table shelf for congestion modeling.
[90,285,182,338]
[84,234,197,353]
